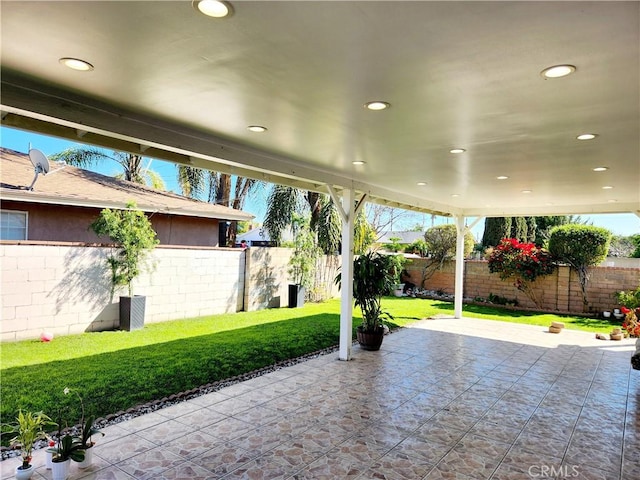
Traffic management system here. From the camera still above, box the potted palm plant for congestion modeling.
[3,411,54,479]
[90,201,159,331]
[338,251,394,350]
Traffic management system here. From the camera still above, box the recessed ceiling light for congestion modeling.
[541,64,576,79]
[577,133,597,140]
[602,186,613,190]
[449,148,466,154]
[451,194,460,198]
[608,199,617,203]
[59,57,94,71]
[247,125,267,132]
[521,190,532,194]
[496,176,509,180]
[193,0,233,17]
[417,182,427,186]
[352,160,366,165]
[364,101,390,111]
[593,167,608,172]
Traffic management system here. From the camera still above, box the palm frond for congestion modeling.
[264,185,301,245]
[49,147,112,168]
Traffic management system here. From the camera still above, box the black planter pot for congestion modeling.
[356,325,384,351]
[119,295,146,331]
[288,284,305,308]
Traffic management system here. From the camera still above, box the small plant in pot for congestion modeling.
[341,251,394,351]
[51,404,85,480]
[90,201,159,331]
[64,387,104,469]
[2,410,54,479]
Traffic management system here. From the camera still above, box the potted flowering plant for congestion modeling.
[2,411,54,479]
[64,387,104,469]
[51,432,85,480]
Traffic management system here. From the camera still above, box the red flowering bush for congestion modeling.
[487,238,556,307]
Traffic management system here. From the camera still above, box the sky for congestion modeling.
[2,125,639,240]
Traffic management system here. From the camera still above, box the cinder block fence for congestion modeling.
[403,259,639,313]
[1,242,637,341]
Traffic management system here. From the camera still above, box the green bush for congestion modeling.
[615,286,640,309]
[548,224,612,310]
[90,201,158,297]
[405,238,428,256]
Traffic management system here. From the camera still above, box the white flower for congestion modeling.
[63,387,70,395]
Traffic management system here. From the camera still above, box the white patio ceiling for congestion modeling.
[1,1,638,219]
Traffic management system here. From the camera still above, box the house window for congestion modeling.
[0,210,28,240]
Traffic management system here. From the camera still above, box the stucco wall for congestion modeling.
[404,259,640,313]
[1,201,220,247]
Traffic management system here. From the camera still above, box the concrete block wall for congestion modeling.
[1,243,245,341]
[404,258,639,314]
[243,247,340,311]
[1,243,340,341]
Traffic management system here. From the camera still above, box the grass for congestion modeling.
[1,297,617,436]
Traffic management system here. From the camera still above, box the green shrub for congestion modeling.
[419,224,474,288]
[405,238,428,256]
[548,224,612,310]
[90,201,158,297]
[615,286,640,309]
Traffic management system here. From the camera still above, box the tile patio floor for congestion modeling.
[3,316,639,480]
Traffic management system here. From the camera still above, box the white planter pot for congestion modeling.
[51,459,71,480]
[46,448,57,469]
[15,465,34,480]
[77,446,93,469]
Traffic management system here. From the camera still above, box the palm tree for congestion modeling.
[176,165,262,246]
[263,185,373,255]
[50,147,165,189]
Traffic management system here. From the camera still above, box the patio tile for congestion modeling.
[221,454,298,479]
[388,434,452,464]
[190,443,255,477]
[144,460,217,480]
[74,466,137,479]
[13,316,636,480]
[291,450,368,479]
[199,418,253,443]
[433,449,501,480]
[94,435,156,463]
[163,430,225,460]
[116,447,185,480]
[360,450,434,479]
[172,406,229,430]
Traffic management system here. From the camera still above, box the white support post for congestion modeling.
[454,215,465,319]
[339,188,356,360]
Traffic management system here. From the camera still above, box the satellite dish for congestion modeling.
[28,148,50,191]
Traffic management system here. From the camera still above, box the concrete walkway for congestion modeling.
[3,317,639,479]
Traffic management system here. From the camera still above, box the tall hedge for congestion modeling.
[510,217,528,242]
[548,224,612,310]
[482,217,512,247]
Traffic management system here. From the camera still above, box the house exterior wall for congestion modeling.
[0,201,220,246]
[403,259,640,313]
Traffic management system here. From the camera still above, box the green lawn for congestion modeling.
[1,297,616,436]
